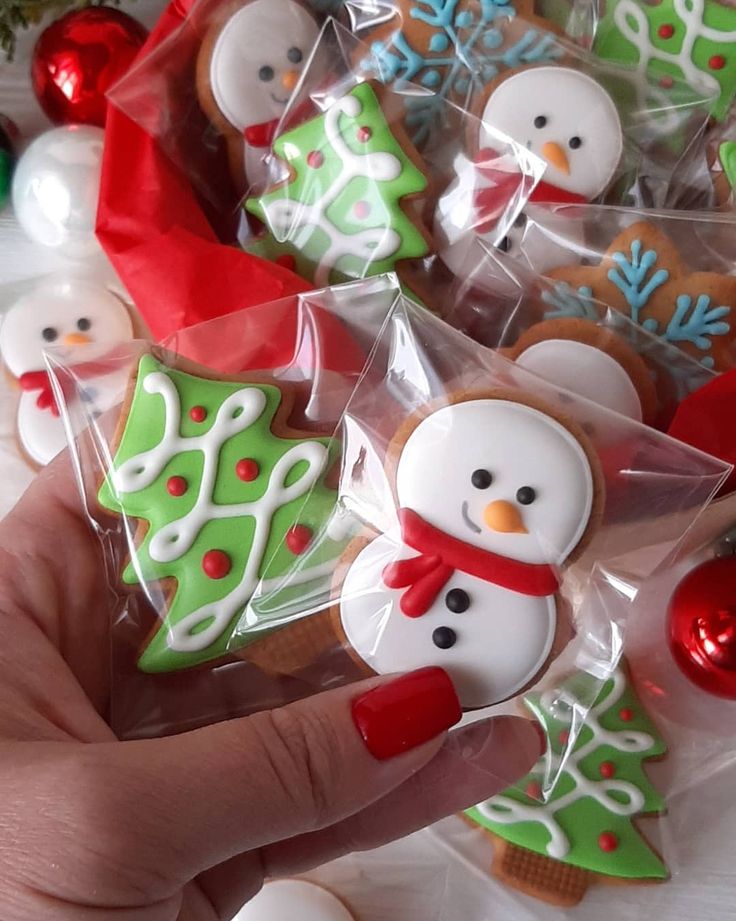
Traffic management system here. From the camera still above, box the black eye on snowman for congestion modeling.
[516,486,537,505]
[533,115,547,129]
[42,327,58,342]
[287,46,303,64]
[77,318,91,331]
[258,65,275,82]
[568,136,583,149]
[471,469,493,489]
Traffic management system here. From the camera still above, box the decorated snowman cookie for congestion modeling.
[235,879,356,921]
[0,277,134,466]
[434,66,623,278]
[337,392,603,709]
[197,0,323,191]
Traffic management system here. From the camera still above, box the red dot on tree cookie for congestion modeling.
[236,458,259,482]
[190,406,207,423]
[357,126,372,142]
[599,761,616,779]
[286,524,313,555]
[619,707,634,722]
[598,832,619,852]
[202,550,232,580]
[354,200,371,220]
[307,150,324,168]
[709,55,726,70]
[658,75,674,89]
[525,781,542,799]
[657,23,675,38]
[275,254,296,271]
[166,476,188,497]
[559,729,570,745]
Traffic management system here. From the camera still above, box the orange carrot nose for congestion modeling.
[281,69,299,91]
[483,500,528,534]
[63,332,91,346]
[541,140,570,175]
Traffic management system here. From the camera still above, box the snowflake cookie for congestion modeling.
[594,0,736,122]
[467,660,667,906]
[546,221,736,371]
[246,81,431,287]
[98,353,346,674]
[357,0,562,146]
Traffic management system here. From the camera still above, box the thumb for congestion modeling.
[85,668,461,880]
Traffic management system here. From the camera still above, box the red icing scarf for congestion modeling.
[473,148,586,233]
[382,508,560,618]
[244,119,279,148]
[19,360,114,417]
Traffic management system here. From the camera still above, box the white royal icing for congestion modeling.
[235,879,354,921]
[477,668,655,859]
[257,89,403,286]
[339,399,595,709]
[0,277,134,466]
[340,533,558,709]
[209,0,320,135]
[480,67,623,201]
[395,400,594,566]
[516,339,643,423]
[112,371,331,653]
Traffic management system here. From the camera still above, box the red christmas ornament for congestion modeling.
[668,556,736,699]
[32,8,148,128]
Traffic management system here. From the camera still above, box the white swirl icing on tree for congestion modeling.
[477,669,655,860]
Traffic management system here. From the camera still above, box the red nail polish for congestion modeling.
[352,667,462,761]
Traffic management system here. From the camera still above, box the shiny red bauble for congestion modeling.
[668,556,736,699]
[31,8,148,127]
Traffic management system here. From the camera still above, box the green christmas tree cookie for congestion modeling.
[466,662,667,905]
[99,354,345,674]
[246,82,430,288]
[719,141,736,195]
[594,0,736,122]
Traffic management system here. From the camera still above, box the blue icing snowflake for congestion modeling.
[542,282,598,321]
[550,239,731,369]
[363,0,560,145]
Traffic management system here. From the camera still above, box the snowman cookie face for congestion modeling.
[0,278,133,379]
[204,0,320,135]
[338,396,601,709]
[0,278,134,466]
[480,67,623,201]
[396,399,595,566]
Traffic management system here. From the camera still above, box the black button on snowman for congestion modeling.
[339,394,602,709]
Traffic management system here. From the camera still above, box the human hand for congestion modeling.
[0,455,542,920]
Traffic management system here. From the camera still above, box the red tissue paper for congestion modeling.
[96,0,312,343]
[669,369,736,496]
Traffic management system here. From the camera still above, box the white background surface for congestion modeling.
[1,3,736,918]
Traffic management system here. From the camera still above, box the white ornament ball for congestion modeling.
[12,125,104,259]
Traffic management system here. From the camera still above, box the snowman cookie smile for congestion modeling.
[461,500,482,534]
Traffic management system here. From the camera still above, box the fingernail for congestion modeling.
[352,667,462,761]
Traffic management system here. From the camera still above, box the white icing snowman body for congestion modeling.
[235,879,354,921]
[435,67,622,280]
[206,0,322,190]
[339,399,596,709]
[0,278,134,466]
[516,339,643,423]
